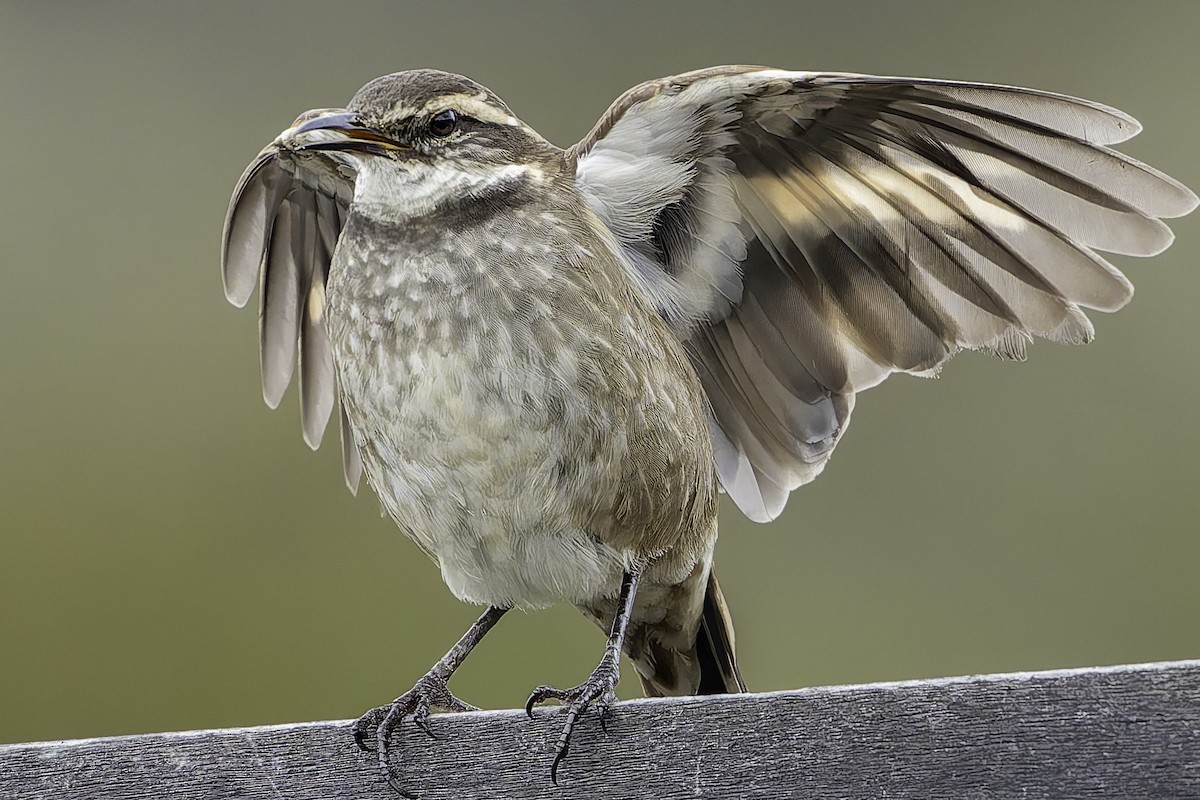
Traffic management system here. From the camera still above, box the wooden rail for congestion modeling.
[2,660,1197,799]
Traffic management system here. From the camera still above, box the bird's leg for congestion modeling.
[526,566,642,783]
[353,605,508,797]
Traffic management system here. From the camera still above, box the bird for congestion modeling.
[221,66,1196,794]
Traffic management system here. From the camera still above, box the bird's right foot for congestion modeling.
[352,673,477,797]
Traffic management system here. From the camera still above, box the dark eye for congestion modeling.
[428,109,458,138]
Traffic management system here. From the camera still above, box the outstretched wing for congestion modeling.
[571,67,1196,522]
[221,140,363,493]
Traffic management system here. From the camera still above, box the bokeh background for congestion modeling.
[2,1,1197,746]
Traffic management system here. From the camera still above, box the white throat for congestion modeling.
[352,158,534,222]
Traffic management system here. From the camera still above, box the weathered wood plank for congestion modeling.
[2,660,1197,799]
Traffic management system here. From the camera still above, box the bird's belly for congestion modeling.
[339,345,629,610]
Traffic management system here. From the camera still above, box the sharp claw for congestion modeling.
[531,686,571,703]
[386,773,419,800]
[353,676,478,797]
[352,707,386,752]
[525,685,559,716]
[550,744,568,785]
[529,655,621,785]
[412,707,439,740]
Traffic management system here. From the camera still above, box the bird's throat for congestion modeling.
[352,159,540,223]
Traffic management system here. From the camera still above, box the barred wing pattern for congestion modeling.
[572,68,1196,522]
[221,138,363,493]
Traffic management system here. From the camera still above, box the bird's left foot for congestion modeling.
[525,647,621,783]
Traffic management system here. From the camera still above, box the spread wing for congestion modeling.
[571,66,1197,522]
[221,143,363,493]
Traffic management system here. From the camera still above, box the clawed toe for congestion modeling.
[352,674,478,796]
[524,684,572,717]
[352,705,389,752]
[525,659,621,784]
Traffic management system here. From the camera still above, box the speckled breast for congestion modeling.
[322,206,716,610]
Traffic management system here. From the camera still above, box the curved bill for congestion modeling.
[280,109,407,155]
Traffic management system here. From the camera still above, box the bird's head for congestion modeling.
[273,69,560,219]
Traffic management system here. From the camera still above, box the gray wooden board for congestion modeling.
[2,660,1198,799]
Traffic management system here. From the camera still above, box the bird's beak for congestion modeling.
[276,108,406,155]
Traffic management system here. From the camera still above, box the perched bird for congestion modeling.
[221,66,1195,793]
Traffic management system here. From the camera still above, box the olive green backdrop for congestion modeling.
[1,0,1197,745]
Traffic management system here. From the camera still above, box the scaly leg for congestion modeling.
[353,605,508,797]
[525,567,642,783]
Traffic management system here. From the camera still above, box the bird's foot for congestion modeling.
[525,648,621,783]
[352,672,477,798]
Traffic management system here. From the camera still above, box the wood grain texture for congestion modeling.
[2,660,1197,799]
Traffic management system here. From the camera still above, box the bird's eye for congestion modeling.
[428,109,459,138]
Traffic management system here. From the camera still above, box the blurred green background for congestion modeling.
[2,0,1197,746]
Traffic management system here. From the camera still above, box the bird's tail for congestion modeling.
[635,569,746,697]
[694,570,747,694]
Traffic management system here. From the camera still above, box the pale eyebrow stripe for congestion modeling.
[420,93,521,127]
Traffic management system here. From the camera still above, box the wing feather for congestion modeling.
[259,193,303,408]
[298,192,337,449]
[573,68,1196,521]
[221,148,360,490]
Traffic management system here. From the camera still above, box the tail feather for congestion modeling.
[634,569,746,697]
[695,570,746,694]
